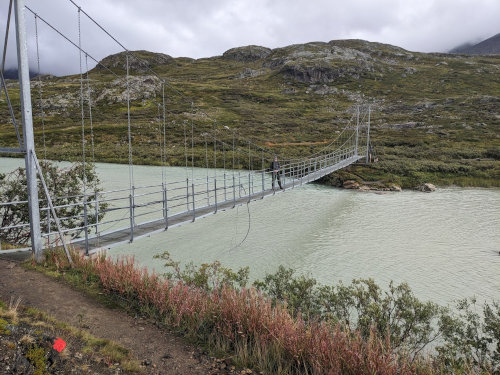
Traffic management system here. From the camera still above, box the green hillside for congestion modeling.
[1,40,499,188]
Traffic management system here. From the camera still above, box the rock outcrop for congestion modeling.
[97,50,172,73]
[262,42,376,83]
[96,75,163,103]
[223,45,272,62]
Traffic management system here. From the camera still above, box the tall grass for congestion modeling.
[45,251,439,375]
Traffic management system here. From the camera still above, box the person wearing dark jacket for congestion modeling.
[270,155,283,190]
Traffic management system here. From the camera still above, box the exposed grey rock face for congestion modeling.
[281,88,297,94]
[262,42,375,83]
[32,75,162,113]
[279,63,371,83]
[97,50,172,73]
[237,68,267,78]
[223,45,272,62]
[96,75,162,103]
[306,84,339,95]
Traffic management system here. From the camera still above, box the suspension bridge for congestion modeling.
[0,0,373,261]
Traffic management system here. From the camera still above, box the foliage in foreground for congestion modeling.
[0,161,106,246]
[40,249,499,374]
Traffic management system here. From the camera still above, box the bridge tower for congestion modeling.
[4,0,43,261]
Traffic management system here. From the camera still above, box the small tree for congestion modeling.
[0,161,107,247]
[437,298,500,373]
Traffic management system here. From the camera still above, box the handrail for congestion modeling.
[1,138,367,252]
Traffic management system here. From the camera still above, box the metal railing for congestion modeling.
[1,141,368,253]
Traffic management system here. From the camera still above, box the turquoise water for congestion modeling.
[1,157,499,306]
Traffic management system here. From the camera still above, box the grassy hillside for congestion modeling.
[0,40,499,188]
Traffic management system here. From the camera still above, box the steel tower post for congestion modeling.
[14,0,43,262]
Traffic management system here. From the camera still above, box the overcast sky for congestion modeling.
[2,0,499,76]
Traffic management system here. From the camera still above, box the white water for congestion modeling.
[1,157,499,306]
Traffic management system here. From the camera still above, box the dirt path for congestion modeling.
[0,257,246,375]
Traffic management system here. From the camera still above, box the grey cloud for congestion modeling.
[1,0,498,76]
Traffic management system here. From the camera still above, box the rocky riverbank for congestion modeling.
[318,168,438,192]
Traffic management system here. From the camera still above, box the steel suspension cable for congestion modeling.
[0,70,22,147]
[67,0,290,162]
[65,0,331,164]
[85,54,95,165]
[278,112,357,163]
[205,138,208,175]
[191,105,194,179]
[66,0,166,85]
[161,83,167,185]
[34,14,47,162]
[183,121,188,178]
[157,101,163,184]
[236,134,240,170]
[126,54,134,190]
[0,1,21,147]
[1,0,12,75]
[25,6,119,78]
[78,7,87,194]
[62,1,357,172]
[213,121,217,177]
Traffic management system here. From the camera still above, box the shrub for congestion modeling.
[40,249,499,374]
[0,161,107,246]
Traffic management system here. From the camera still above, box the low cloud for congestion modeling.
[1,0,498,76]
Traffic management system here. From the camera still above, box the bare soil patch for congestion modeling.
[0,257,256,375]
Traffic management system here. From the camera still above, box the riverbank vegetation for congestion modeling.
[31,249,499,374]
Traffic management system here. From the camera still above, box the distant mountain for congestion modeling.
[450,33,500,55]
[2,68,38,80]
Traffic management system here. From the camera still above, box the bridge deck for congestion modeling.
[72,155,363,253]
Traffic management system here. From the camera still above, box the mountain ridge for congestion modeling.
[449,33,500,55]
[1,38,499,188]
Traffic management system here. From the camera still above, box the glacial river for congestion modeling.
[1,158,499,306]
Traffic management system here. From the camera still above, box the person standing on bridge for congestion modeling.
[270,155,283,190]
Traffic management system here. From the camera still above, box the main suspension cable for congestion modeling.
[85,54,95,165]
[34,14,47,162]
[126,54,134,190]
[78,7,87,194]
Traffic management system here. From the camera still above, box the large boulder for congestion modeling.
[343,180,360,189]
[416,183,436,192]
